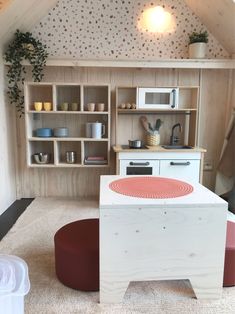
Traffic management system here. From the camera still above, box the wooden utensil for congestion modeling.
[140,116,149,132]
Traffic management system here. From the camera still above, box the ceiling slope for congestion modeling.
[0,0,57,49]
[184,0,235,56]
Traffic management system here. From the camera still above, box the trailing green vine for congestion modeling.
[5,30,48,117]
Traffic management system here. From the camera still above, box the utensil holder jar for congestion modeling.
[146,133,160,146]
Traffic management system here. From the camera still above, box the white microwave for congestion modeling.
[137,87,179,109]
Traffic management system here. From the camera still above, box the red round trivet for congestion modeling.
[109,177,193,199]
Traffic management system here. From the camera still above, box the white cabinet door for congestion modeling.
[159,159,200,182]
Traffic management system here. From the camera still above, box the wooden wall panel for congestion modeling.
[0,54,17,214]
[132,68,156,87]
[177,69,200,86]
[230,70,235,111]
[155,69,178,86]
[199,69,230,190]
[14,67,231,197]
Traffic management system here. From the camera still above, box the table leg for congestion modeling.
[100,279,129,303]
[190,273,223,299]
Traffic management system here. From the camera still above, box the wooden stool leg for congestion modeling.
[100,280,129,303]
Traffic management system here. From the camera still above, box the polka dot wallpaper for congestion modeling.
[32,0,229,60]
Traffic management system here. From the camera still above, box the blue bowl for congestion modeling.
[35,128,53,137]
[53,127,69,137]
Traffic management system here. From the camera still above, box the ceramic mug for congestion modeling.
[96,103,105,112]
[43,102,52,111]
[60,102,69,111]
[71,102,78,111]
[87,103,95,112]
[34,102,42,111]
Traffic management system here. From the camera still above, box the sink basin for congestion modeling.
[161,145,193,149]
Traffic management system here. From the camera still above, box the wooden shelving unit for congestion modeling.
[25,82,110,167]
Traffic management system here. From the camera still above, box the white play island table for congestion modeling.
[99,176,228,303]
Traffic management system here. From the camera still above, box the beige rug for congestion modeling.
[0,197,235,314]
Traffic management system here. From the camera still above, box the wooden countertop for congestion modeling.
[113,145,207,153]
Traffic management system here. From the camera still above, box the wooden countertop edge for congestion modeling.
[113,145,207,153]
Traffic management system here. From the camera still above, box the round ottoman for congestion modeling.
[223,220,235,287]
[54,218,99,291]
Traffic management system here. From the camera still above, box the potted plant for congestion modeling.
[140,116,163,146]
[5,30,48,117]
[188,30,208,59]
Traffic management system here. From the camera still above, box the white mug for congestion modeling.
[91,123,105,139]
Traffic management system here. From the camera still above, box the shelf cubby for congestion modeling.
[56,141,82,166]
[83,141,109,166]
[25,83,53,111]
[83,85,109,112]
[28,140,54,166]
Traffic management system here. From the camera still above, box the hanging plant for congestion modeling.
[5,30,48,117]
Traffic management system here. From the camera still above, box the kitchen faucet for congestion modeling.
[170,123,182,145]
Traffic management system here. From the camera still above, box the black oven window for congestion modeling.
[145,92,170,104]
[126,167,152,175]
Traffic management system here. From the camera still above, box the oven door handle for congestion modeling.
[129,161,150,166]
[170,161,190,166]
[171,89,176,108]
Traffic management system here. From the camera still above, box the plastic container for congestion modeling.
[0,255,30,314]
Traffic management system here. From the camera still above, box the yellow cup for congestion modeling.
[43,102,52,111]
[34,102,42,111]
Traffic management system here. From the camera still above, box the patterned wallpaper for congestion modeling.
[32,0,229,60]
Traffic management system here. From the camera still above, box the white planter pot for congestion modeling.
[189,42,207,59]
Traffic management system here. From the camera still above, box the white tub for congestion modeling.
[0,255,30,314]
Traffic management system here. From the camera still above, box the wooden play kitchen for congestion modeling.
[114,84,206,182]
[99,175,228,303]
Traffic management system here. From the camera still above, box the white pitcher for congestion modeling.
[91,122,105,139]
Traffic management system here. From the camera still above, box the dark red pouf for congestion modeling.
[223,221,235,287]
[54,219,99,291]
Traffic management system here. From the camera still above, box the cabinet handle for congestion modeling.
[170,161,190,166]
[129,162,150,166]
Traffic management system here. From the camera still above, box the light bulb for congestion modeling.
[139,6,175,33]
